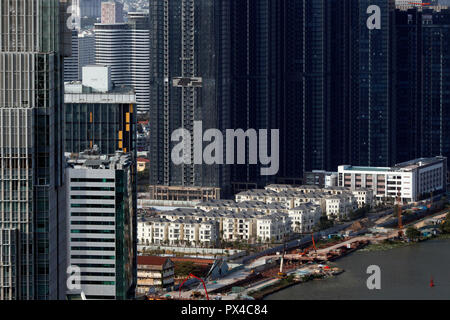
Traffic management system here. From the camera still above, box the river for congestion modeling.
[265,238,450,300]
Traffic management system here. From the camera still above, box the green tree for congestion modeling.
[313,214,334,232]
[349,205,371,220]
[137,169,150,188]
[406,226,421,241]
[174,261,197,278]
[440,213,450,234]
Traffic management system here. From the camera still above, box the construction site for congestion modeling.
[141,194,449,301]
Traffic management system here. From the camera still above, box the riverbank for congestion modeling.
[248,273,328,300]
[264,237,450,300]
[361,233,450,252]
[246,265,344,300]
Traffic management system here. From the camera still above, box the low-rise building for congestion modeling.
[137,158,150,172]
[288,203,322,234]
[325,195,358,220]
[222,213,257,242]
[138,216,219,247]
[352,188,374,208]
[137,256,174,295]
[304,171,338,187]
[198,221,219,246]
[256,214,292,242]
[338,157,447,203]
[137,217,169,245]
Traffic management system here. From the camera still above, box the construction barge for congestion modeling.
[325,240,369,262]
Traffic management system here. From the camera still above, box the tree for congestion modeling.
[349,205,371,220]
[137,168,150,185]
[313,214,334,232]
[440,213,450,234]
[406,226,421,241]
[174,261,199,278]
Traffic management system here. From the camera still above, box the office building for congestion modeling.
[341,0,396,168]
[65,30,80,82]
[149,0,232,193]
[78,31,96,77]
[101,1,124,24]
[127,13,151,115]
[392,6,450,169]
[304,171,338,188]
[95,13,150,114]
[64,65,136,155]
[0,0,70,300]
[66,151,136,300]
[417,8,450,162]
[338,157,447,203]
[64,30,96,82]
[146,0,450,200]
[71,0,102,30]
[0,229,19,299]
[94,23,129,84]
[278,0,397,179]
[72,0,102,18]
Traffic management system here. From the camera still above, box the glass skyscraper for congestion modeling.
[0,0,69,300]
[149,0,232,194]
[395,6,450,164]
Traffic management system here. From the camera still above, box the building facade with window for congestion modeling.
[338,157,447,203]
[64,65,136,155]
[137,256,174,295]
[66,151,136,300]
[0,0,70,300]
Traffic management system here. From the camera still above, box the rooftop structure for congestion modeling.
[64,65,136,155]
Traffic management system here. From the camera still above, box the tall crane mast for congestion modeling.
[277,236,288,279]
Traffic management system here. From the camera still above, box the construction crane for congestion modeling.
[277,236,288,279]
[311,233,318,254]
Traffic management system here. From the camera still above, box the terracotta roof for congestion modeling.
[170,257,215,265]
[138,256,171,266]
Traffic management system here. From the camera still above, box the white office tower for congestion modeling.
[94,23,129,85]
[128,13,151,115]
[0,0,70,300]
[66,150,136,300]
[95,13,150,114]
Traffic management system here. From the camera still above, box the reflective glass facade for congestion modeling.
[65,101,135,155]
[0,0,68,300]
